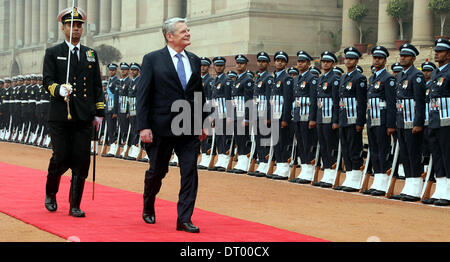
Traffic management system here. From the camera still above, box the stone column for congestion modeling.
[340,0,359,49]
[40,0,49,44]
[31,0,41,46]
[377,0,398,49]
[166,0,184,19]
[99,0,111,34]
[24,0,32,46]
[122,0,137,31]
[9,0,16,49]
[87,0,99,35]
[58,0,67,41]
[48,0,58,43]
[78,0,87,13]
[15,0,25,48]
[111,0,121,32]
[411,0,434,47]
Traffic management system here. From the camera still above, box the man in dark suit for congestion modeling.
[42,7,105,217]
[136,17,207,233]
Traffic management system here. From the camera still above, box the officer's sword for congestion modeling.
[92,125,97,200]
[64,0,76,120]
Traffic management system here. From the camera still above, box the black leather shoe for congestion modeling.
[45,195,57,212]
[197,165,207,170]
[273,176,288,180]
[176,222,200,233]
[207,167,217,171]
[434,199,450,206]
[421,198,437,205]
[342,187,359,192]
[233,169,246,174]
[370,190,386,196]
[247,171,257,176]
[69,208,86,217]
[288,178,298,183]
[312,181,322,187]
[215,167,226,172]
[362,188,375,195]
[255,172,266,177]
[320,182,332,188]
[389,194,405,200]
[401,195,420,202]
[142,212,156,224]
[333,186,344,191]
[298,179,312,184]
[169,162,177,166]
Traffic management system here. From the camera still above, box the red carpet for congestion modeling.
[0,162,326,242]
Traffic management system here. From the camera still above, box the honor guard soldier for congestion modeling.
[227,70,238,82]
[1,78,11,140]
[209,56,233,171]
[314,51,340,187]
[334,47,367,192]
[39,74,52,147]
[229,54,254,173]
[363,46,397,196]
[389,43,426,202]
[391,62,403,78]
[290,51,318,183]
[0,79,4,137]
[309,66,321,77]
[246,70,255,80]
[248,52,274,176]
[333,66,344,77]
[288,66,299,78]
[421,61,443,204]
[104,63,120,157]
[268,51,294,180]
[43,7,105,217]
[427,38,450,206]
[125,62,141,160]
[198,57,215,169]
[117,62,132,155]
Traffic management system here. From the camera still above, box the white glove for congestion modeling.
[59,84,73,98]
[93,116,104,131]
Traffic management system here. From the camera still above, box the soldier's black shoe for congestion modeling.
[288,178,298,183]
[176,222,200,233]
[45,195,57,212]
[333,186,344,191]
[421,198,437,205]
[169,162,177,167]
[312,181,322,187]
[362,189,375,195]
[401,195,421,202]
[142,212,156,224]
[272,175,288,180]
[389,194,405,200]
[216,167,226,172]
[197,165,207,170]
[370,190,386,196]
[433,199,450,206]
[254,172,266,177]
[342,186,359,192]
[69,208,86,217]
[207,166,217,171]
[247,171,257,176]
[298,179,312,184]
[233,169,246,174]
[320,182,332,188]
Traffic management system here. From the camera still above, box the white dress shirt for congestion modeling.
[65,40,81,60]
[167,45,192,84]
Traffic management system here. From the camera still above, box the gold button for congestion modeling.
[73,94,77,97]
[84,94,87,98]
[74,88,76,92]
[84,89,87,92]
[73,77,77,80]
[83,83,86,86]
[83,77,86,80]
[88,65,92,69]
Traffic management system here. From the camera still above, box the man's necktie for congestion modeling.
[175,53,187,90]
[72,46,79,63]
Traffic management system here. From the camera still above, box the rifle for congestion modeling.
[385,141,400,198]
[119,123,132,158]
[24,121,32,144]
[37,124,45,146]
[288,135,297,181]
[421,156,434,200]
[17,123,25,142]
[332,140,343,188]
[100,121,108,156]
[207,127,217,169]
[311,142,321,184]
[113,125,121,156]
[5,115,13,141]
[359,150,372,192]
[265,135,275,176]
[226,134,235,171]
[247,126,257,173]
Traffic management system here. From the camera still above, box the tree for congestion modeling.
[429,0,450,36]
[348,3,369,44]
[95,44,123,68]
[386,0,409,41]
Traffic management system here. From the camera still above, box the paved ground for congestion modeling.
[1,142,449,242]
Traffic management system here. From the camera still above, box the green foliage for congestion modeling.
[348,3,369,23]
[95,44,123,66]
[386,0,409,19]
[428,0,450,14]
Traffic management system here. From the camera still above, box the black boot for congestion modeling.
[45,176,61,212]
[69,176,86,217]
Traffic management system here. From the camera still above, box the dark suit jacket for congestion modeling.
[42,42,105,122]
[136,46,206,137]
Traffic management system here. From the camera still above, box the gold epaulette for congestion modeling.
[96,102,105,110]
[48,83,58,97]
